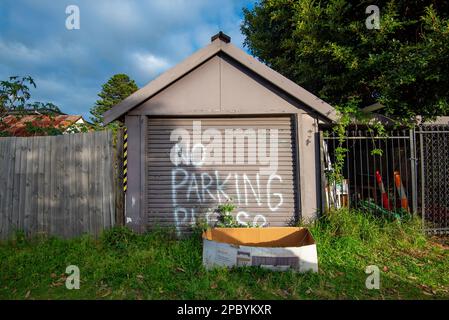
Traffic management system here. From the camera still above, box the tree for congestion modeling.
[90,74,138,128]
[241,0,449,122]
[1,76,62,136]
[1,76,35,112]
[1,76,61,113]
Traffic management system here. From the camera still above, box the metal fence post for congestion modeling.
[418,127,425,231]
[409,128,418,214]
[319,131,327,215]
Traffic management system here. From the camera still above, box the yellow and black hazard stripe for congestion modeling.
[123,127,128,193]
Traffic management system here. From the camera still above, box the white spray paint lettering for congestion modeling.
[169,121,284,233]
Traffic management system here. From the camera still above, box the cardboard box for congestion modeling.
[202,227,318,273]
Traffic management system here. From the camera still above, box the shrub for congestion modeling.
[214,200,262,228]
[100,226,137,251]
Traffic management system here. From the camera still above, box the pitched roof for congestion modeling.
[104,33,337,124]
[0,114,83,137]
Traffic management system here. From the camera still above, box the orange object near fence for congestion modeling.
[394,171,409,211]
[376,170,391,210]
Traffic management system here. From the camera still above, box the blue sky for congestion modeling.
[0,0,256,120]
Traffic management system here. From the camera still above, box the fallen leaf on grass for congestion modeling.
[210,283,218,289]
[100,289,112,298]
[416,263,425,267]
[50,281,64,287]
[57,275,67,282]
[385,287,398,294]
[419,284,437,296]
[279,289,290,298]
[50,276,67,287]
[383,266,389,272]
[176,267,186,273]
[244,293,254,299]
[332,271,345,278]
[25,290,31,298]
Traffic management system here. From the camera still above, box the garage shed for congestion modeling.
[104,32,337,234]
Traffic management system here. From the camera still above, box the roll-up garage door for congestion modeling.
[146,116,298,234]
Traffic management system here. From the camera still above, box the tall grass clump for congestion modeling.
[303,208,427,272]
[308,208,425,249]
[100,226,138,251]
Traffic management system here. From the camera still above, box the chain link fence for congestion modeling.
[417,125,449,234]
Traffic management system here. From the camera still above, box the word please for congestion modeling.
[171,168,283,211]
[175,207,268,228]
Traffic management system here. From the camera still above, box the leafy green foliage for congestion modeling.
[100,226,137,252]
[215,201,241,228]
[0,76,36,112]
[23,121,64,136]
[1,209,448,299]
[0,76,63,136]
[65,122,90,134]
[217,202,237,214]
[0,76,61,114]
[214,200,261,228]
[242,0,449,121]
[90,74,138,130]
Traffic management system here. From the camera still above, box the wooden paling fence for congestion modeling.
[0,130,124,239]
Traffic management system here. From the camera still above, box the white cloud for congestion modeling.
[0,38,89,68]
[0,40,44,63]
[88,0,144,31]
[131,52,171,80]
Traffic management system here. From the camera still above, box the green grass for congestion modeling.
[1,209,449,300]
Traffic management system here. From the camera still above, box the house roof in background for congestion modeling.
[1,115,83,137]
[4,108,66,116]
[104,32,337,124]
